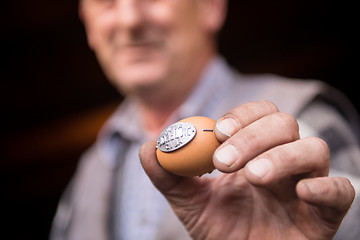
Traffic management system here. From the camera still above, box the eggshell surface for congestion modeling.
[156,116,221,176]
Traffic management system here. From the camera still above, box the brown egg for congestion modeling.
[156,116,221,176]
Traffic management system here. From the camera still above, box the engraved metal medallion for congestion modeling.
[157,122,197,152]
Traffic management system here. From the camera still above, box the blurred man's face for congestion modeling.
[80,0,219,96]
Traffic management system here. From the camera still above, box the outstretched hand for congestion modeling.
[139,101,355,240]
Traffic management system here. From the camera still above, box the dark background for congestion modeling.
[1,0,358,239]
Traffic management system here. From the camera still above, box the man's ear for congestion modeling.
[78,0,96,50]
[198,0,228,34]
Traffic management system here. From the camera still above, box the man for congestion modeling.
[51,0,360,239]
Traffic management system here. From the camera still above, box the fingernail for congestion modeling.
[247,158,272,179]
[214,144,239,168]
[216,117,239,137]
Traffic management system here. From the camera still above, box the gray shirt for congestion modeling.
[50,56,360,240]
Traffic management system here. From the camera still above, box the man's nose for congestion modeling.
[114,0,145,29]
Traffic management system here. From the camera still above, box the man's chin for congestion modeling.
[111,69,167,95]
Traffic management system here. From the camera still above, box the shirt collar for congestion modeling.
[177,56,234,119]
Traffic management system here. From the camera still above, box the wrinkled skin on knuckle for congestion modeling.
[261,100,279,113]
[273,112,300,141]
[307,137,330,174]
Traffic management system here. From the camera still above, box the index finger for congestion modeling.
[215,100,279,142]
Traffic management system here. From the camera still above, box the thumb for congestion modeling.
[139,140,181,193]
[139,140,208,204]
